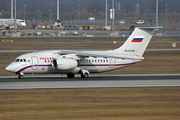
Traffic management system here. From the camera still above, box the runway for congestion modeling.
[0,74,180,90]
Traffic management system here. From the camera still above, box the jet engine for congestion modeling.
[52,58,77,70]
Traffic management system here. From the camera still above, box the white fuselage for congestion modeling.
[0,19,26,27]
[5,50,141,75]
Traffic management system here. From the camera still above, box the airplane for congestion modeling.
[5,27,156,79]
[0,18,26,28]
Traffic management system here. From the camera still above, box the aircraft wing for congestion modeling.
[59,50,143,60]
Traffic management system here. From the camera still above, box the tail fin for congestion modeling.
[113,27,156,56]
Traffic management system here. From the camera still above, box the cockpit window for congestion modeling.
[15,59,20,62]
[14,59,26,62]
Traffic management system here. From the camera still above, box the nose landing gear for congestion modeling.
[18,73,24,79]
[18,75,24,79]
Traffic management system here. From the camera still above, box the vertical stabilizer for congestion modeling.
[113,27,155,56]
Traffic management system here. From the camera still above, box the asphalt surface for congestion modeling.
[0,74,180,90]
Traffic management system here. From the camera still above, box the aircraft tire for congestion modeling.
[18,75,23,79]
[81,73,89,78]
[67,73,75,78]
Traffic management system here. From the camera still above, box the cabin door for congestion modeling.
[109,58,115,68]
[31,57,38,70]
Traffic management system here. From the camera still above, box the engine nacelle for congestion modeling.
[52,58,77,70]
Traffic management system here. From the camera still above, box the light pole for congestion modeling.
[89,6,91,18]
[94,9,96,35]
[11,0,13,19]
[50,5,53,25]
[49,9,51,25]
[14,0,17,36]
[78,4,81,20]
[105,0,107,27]
[165,4,167,25]
[156,0,158,27]
[24,5,26,20]
[112,0,115,33]
[19,9,21,18]
[1,10,3,29]
[50,5,53,24]
[57,0,59,20]
[146,10,148,27]
[165,4,168,36]
[74,10,77,26]
[124,9,126,29]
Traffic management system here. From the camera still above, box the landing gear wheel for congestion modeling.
[67,73,75,78]
[18,75,23,79]
[81,73,89,78]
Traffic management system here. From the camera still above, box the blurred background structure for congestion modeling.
[0,0,180,37]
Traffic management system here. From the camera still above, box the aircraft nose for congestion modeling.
[23,23,26,26]
[5,64,15,72]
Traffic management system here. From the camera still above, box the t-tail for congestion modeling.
[113,27,156,57]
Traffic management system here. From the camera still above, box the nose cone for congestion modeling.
[19,23,26,27]
[22,23,26,26]
[5,64,16,73]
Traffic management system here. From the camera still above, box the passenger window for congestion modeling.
[20,59,23,62]
[23,59,26,62]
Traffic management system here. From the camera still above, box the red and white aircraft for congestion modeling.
[5,27,156,79]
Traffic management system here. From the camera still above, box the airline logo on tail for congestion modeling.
[131,36,144,42]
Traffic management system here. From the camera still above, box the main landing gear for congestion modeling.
[66,73,89,78]
[67,69,90,78]
[81,72,89,78]
[80,69,90,78]
[67,73,75,78]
